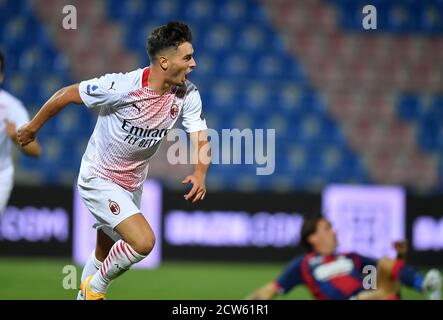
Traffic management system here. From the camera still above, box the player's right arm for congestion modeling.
[17,84,82,147]
[246,256,304,300]
[246,282,280,300]
[5,119,42,157]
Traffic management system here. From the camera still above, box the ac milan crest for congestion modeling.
[108,199,120,215]
[170,104,179,119]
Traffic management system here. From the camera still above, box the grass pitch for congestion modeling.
[0,258,427,300]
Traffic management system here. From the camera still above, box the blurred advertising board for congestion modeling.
[0,186,72,257]
[161,191,320,262]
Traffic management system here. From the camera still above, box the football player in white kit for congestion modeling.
[17,22,211,300]
[0,51,42,216]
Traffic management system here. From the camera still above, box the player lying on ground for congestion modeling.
[17,22,210,300]
[0,50,42,216]
[247,216,441,300]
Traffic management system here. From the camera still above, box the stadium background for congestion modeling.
[1,0,442,299]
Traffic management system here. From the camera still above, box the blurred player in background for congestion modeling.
[17,22,210,300]
[0,51,42,216]
[247,216,442,300]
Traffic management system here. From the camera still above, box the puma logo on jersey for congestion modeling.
[132,103,141,113]
[108,81,116,90]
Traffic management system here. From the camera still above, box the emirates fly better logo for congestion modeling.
[108,199,120,215]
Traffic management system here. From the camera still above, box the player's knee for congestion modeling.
[131,234,156,256]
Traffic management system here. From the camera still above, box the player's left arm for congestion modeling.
[353,240,408,267]
[353,252,406,285]
[181,84,210,203]
[352,240,408,275]
[182,129,211,203]
[4,119,42,157]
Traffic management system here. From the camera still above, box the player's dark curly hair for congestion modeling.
[147,21,192,62]
[0,50,4,74]
[300,215,324,252]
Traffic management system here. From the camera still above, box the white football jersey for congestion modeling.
[0,89,30,172]
[78,67,207,191]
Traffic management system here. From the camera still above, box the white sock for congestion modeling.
[90,240,146,293]
[81,250,103,281]
[76,250,103,300]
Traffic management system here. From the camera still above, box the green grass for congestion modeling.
[0,258,430,300]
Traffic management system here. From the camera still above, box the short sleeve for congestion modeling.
[78,71,138,109]
[275,256,304,294]
[181,85,207,133]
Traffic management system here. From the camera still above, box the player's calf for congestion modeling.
[85,214,155,297]
[87,239,147,296]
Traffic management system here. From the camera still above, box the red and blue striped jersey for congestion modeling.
[275,252,377,300]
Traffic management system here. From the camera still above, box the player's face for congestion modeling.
[311,219,337,255]
[167,42,196,86]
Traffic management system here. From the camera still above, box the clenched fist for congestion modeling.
[17,123,37,147]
